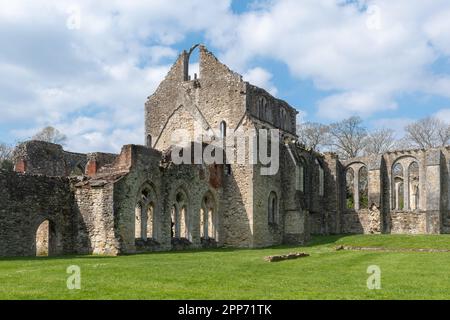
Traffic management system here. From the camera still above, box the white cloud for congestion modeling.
[317,91,397,120]
[243,67,278,96]
[211,0,450,120]
[433,108,450,123]
[0,0,233,153]
[2,0,450,153]
[371,117,415,139]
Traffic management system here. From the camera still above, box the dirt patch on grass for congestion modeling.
[335,245,450,253]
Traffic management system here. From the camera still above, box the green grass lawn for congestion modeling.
[1,235,450,300]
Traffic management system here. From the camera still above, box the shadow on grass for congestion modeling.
[0,235,355,262]
[0,254,119,262]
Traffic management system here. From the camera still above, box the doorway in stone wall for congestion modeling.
[35,220,59,256]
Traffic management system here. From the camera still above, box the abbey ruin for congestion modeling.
[1,45,449,257]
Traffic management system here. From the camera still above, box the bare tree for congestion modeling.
[404,117,450,149]
[296,122,330,151]
[0,143,13,161]
[0,143,14,171]
[364,128,396,155]
[392,137,415,151]
[32,126,67,145]
[328,116,368,159]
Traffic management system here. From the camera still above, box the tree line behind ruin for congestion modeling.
[297,116,450,159]
[1,117,450,170]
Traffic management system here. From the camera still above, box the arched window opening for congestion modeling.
[268,192,278,225]
[413,186,420,211]
[200,192,217,241]
[397,182,405,210]
[392,162,404,210]
[180,206,188,239]
[257,97,267,120]
[346,168,355,209]
[220,121,227,139]
[171,205,177,238]
[187,44,200,81]
[409,162,420,210]
[135,185,158,242]
[359,166,369,209]
[135,203,145,240]
[147,202,155,239]
[172,190,190,240]
[36,220,58,256]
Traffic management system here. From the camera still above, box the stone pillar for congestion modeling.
[135,206,142,239]
[425,149,442,233]
[404,165,410,211]
[175,206,180,238]
[368,155,382,233]
[395,183,400,210]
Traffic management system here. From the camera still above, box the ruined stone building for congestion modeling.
[1,45,449,257]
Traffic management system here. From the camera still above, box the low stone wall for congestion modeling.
[341,208,381,234]
[388,211,440,234]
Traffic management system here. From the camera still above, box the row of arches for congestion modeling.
[345,157,421,212]
[134,185,219,244]
[255,96,290,130]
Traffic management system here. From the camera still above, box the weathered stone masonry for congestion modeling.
[1,45,449,257]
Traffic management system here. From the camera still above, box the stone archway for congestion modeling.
[35,219,60,256]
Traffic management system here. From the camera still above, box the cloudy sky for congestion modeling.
[1,0,450,153]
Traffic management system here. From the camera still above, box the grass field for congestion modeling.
[1,235,450,300]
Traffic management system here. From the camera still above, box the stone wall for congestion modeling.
[13,141,87,176]
[0,170,74,256]
[73,178,120,255]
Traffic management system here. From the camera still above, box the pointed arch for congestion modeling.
[135,182,159,241]
[392,162,404,210]
[409,161,420,210]
[346,167,355,209]
[358,166,368,209]
[220,121,227,139]
[170,183,191,241]
[268,191,279,225]
[200,190,219,241]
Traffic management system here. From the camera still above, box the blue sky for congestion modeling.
[1,0,450,153]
